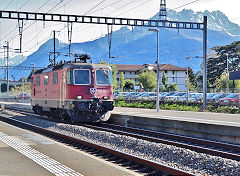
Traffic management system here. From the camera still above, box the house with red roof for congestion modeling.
[114,63,187,91]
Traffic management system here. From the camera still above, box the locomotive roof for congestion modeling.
[34,62,111,75]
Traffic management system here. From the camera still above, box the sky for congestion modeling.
[0,0,239,58]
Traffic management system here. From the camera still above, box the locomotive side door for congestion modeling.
[60,70,66,107]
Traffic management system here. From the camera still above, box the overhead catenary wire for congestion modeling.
[0,0,60,47]
[83,0,107,15]
[0,0,66,55]
[0,0,51,46]
[1,0,206,60]
[173,0,201,10]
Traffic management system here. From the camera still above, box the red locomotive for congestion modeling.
[31,54,114,122]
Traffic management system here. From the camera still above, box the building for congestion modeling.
[115,63,187,91]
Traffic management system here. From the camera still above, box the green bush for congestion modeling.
[114,100,240,114]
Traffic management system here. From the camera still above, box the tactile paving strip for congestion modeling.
[0,132,83,176]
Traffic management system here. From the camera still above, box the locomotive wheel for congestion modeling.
[32,106,37,114]
[100,111,111,122]
[36,106,43,116]
[49,109,57,120]
[59,109,67,122]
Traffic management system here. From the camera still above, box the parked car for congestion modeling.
[218,93,240,106]
[178,93,202,102]
[135,92,156,100]
[124,92,139,100]
[136,92,149,100]
[17,94,30,99]
[208,93,229,104]
[195,93,216,103]
[131,92,144,100]
[114,92,128,99]
[160,92,176,101]
[164,92,186,102]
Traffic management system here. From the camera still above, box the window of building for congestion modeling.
[172,77,175,82]
[53,72,58,84]
[44,74,49,85]
[172,71,175,74]
[36,75,40,86]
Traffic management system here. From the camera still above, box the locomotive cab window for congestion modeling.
[36,75,40,86]
[96,69,110,85]
[44,74,49,85]
[74,69,90,85]
[53,72,58,84]
[67,69,73,84]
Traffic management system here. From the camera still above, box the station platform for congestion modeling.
[0,118,139,176]
[112,107,240,127]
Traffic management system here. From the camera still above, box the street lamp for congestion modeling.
[226,53,229,93]
[186,57,192,105]
[148,28,160,112]
[3,42,9,97]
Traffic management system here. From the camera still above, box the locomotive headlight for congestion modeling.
[103,96,109,100]
[76,96,82,99]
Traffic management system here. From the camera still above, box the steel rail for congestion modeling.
[4,107,240,162]
[0,112,194,176]
[85,123,240,161]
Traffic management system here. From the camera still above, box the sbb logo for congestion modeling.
[90,88,97,95]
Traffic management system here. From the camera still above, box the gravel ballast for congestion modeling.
[0,110,240,176]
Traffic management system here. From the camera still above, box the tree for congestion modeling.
[162,72,167,88]
[137,69,157,91]
[215,73,240,90]
[110,64,118,90]
[120,72,125,88]
[124,79,134,90]
[187,67,197,88]
[10,84,32,95]
[207,41,240,88]
[167,84,179,91]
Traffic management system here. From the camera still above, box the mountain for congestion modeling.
[7,9,240,80]
[0,55,26,66]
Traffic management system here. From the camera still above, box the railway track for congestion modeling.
[8,107,240,162]
[85,122,240,161]
[0,107,195,176]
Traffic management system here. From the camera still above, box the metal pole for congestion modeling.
[203,16,207,109]
[6,42,9,97]
[21,54,24,96]
[156,30,160,112]
[53,30,56,65]
[149,28,160,112]
[186,58,189,106]
[226,53,229,93]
